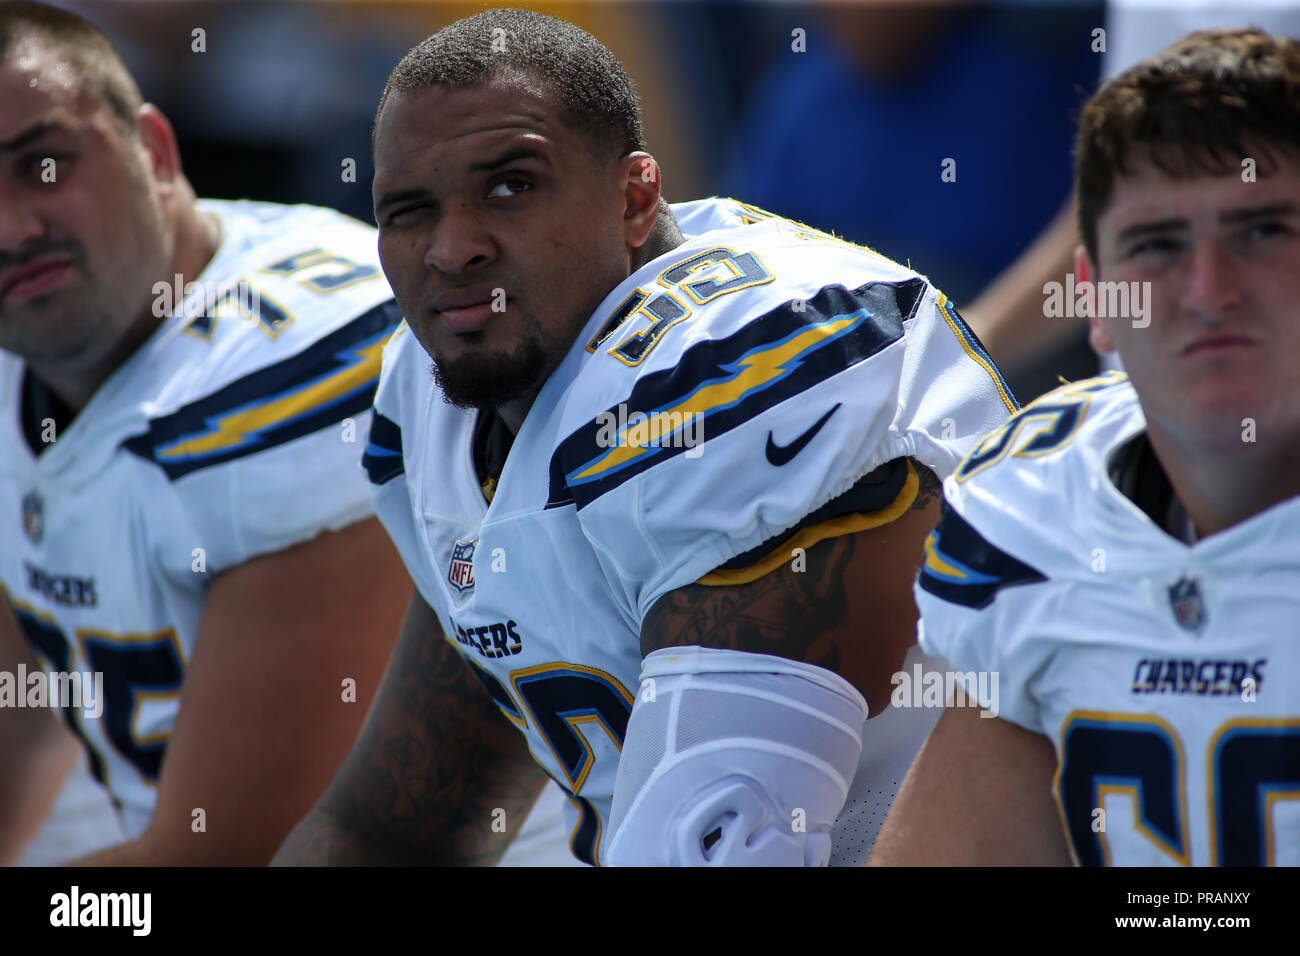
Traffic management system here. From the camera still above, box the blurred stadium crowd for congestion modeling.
[66,1,1103,386]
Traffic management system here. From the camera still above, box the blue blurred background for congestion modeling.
[70,0,1103,312]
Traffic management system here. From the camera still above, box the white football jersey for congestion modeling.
[369,197,1017,865]
[917,372,1300,866]
[0,199,400,840]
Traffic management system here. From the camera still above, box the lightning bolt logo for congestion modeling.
[156,334,386,462]
[568,311,865,484]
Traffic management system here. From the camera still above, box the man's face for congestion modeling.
[1090,150,1300,449]
[372,75,632,410]
[0,43,169,371]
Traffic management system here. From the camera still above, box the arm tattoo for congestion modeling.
[909,459,943,512]
[275,603,547,865]
[640,457,941,676]
[642,532,855,673]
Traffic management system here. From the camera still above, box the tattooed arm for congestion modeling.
[602,459,944,864]
[273,592,548,865]
[641,459,942,713]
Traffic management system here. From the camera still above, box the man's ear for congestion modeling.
[136,104,184,194]
[620,152,662,251]
[1076,246,1115,355]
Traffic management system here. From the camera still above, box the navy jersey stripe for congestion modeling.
[547,277,927,510]
[712,456,912,573]
[123,299,402,480]
[918,499,1047,609]
[363,411,405,485]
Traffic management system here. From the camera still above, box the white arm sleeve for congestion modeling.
[605,647,869,867]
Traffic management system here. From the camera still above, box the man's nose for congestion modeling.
[423,204,495,275]
[1181,239,1243,322]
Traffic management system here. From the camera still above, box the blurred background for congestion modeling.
[50,0,1300,395]
[66,0,1104,395]
[68,1,1097,278]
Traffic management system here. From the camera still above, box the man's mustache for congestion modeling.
[0,239,86,275]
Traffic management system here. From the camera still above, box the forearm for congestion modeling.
[0,596,84,864]
[0,720,80,865]
[272,803,406,866]
[274,761,547,866]
[869,704,1073,865]
[69,817,281,866]
[67,764,549,866]
[272,594,551,866]
[67,838,161,867]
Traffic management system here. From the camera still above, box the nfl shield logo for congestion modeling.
[21,491,43,544]
[447,537,477,594]
[1167,576,1206,633]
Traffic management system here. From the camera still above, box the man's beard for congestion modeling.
[430,331,552,410]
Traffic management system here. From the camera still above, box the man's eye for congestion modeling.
[383,205,425,227]
[487,179,530,199]
[20,153,69,178]
[1127,236,1180,258]
[1246,221,1290,241]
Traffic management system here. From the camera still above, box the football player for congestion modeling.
[0,2,415,864]
[274,8,1016,867]
[872,28,1300,866]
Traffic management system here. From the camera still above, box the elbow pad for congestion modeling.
[605,647,869,866]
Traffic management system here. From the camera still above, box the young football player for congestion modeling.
[275,8,1017,866]
[0,2,414,864]
[873,28,1300,866]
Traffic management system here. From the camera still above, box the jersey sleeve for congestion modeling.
[363,324,441,604]
[914,477,1055,732]
[554,243,1018,626]
[915,373,1148,733]
[126,299,403,574]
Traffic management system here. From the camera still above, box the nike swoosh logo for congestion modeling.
[765,403,842,466]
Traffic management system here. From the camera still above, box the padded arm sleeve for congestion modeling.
[605,647,869,866]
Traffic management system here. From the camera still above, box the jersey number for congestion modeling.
[955,372,1125,482]
[586,247,774,366]
[15,608,183,790]
[187,248,380,339]
[465,656,633,865]
[1058,712,1300,865]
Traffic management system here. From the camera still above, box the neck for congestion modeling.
[1146,422,1300,537]
[33,201,219,413]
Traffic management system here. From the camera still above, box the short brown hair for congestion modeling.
[0,2,143,132]
[1076,28,1300,263]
